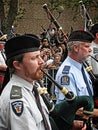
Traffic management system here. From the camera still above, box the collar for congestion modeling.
[67,56,82,70]
[11,74,34,92]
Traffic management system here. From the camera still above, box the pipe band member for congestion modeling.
[55,30,95,103]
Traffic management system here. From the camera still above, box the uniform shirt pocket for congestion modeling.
[33,107,43,125]
[76,81,88,95]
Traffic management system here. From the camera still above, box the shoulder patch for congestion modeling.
[11,101,23,116]
[93,47,98,54]
[62,66,70,74]
[61,75,70,85]
[10,85,22,99]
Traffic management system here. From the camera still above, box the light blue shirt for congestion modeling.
[55,56,94,104]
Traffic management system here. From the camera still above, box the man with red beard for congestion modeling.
[0,34,87,130]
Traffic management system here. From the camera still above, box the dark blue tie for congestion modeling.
[81,66,93,98]
[33,85,50,130]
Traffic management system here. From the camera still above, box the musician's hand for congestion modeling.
[71,120,86,130]
[76,107,84,117]
[93,108,98,117]
[81,123,86,130]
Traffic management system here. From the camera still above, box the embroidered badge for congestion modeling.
[10,85,22,99]
[11,101,23,116]
[61,75,70,85]
[95,54,98,60]
[62,66,70,74]
[93,47,98,54]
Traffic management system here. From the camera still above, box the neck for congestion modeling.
[68,53,82,63]
[93,39,98,44]
[15,72,34,84]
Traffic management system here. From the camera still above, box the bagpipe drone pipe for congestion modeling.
[83,59,98,108]
[35,70,94,130]
[43,3,68,46]
[79,0,94,31]
[79,0,98,113]
[83,59,98,129]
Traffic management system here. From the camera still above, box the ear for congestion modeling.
[13,61,21,70]
[96,33,98,38]
[73,44,79,52]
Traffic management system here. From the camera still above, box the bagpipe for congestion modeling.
[43,3,68,45]
[83,58,98,107]
[35,69,94,130]
[83,58,98,129]
[79,0,94,31]
[79,1,98,123]
[79,0,98,107]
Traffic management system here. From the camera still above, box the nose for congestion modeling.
[39,56,44,65]
[89,47,92,53]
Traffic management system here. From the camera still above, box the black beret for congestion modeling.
[90,23,98,37]
[5,35,40,60]
[68,30,95,43]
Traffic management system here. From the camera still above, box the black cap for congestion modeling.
[5,35,40,60]
[90,23,98,37]
[68,30,95,43]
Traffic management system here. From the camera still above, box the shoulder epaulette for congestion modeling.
[62,66,70,74]
[10,85,22,99]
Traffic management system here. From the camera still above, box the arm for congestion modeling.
[55,73,77,104]
[0,64,7,71]
[10,99,43,130]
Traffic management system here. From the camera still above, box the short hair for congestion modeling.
[67,41,82,52]
[7,54,24,74]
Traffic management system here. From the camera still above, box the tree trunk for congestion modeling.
[1,0,18,38]
[0,0,5,30]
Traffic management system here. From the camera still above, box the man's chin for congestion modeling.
[83,56,89,61]
[35,74,44,80]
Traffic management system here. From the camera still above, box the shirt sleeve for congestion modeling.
[9,98,44,130]
[55,73,77,104]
